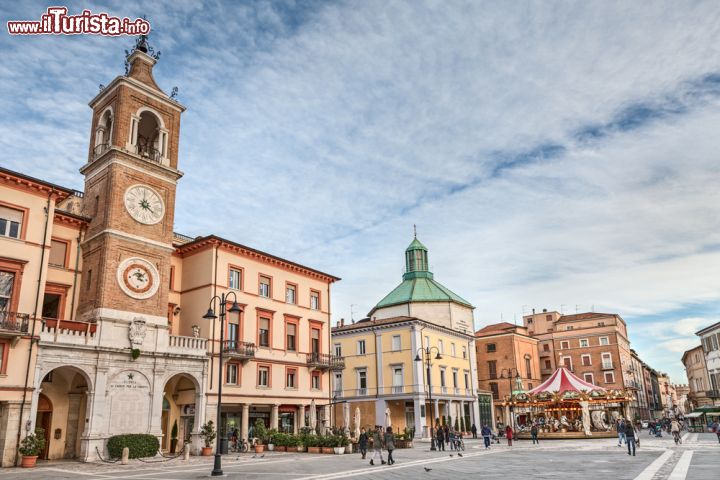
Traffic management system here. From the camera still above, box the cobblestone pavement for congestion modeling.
[4,432,718,480]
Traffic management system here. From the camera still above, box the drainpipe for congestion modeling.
[209,244,218,390]
[15,190,53,465]
[327,283,332,429]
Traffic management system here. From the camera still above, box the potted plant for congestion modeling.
[321,435,335,454]
[199,420,216,456]
[253,419,267,453]
[286,435,298,453]
[266,428,278,451]
[19,428,45,468]
[306,434,321,454]
[333,435,346,455]
[274,432,287,452]
[170,420,179,454]
[296,433,307,452]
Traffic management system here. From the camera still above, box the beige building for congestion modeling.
[0,36,340,466]
[682,345,714,409]
[331,237,480,438]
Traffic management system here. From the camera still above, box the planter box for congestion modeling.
[296,445,306,452]
[307,446,321,454]
[286,446,298,453]
[321,447,334,454]
[267,444,275,451]
[333,447,345,454]
[275,446,286,452]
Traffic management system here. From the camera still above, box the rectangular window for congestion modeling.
[599,336,609,346]
[560,340,569,349]
[392,367,403,393]
[311,327,320,354]
[0,206,23,239]
[391,335,401,351]
[334,343,342,357]
[438,340,444,354]
[601,352,613,369]
[0,272,14,312]
[286,322,296,351]
[462,346,467,359]
[440,368,446,387]
[286,368,297,388]
[285,284,296,304]
[464,371,469,389]
[544,359,551,369]
[259,318,270,347]
[41,293,62,319]
[561,356,572,370]
[486,343,496,353]
[488,360,497,379]
[452,369,458,387]
[49,239,68,268]
[229,268,242,290]
[451,343,456,357]
[310,290,320,310]
[424,335,430,348]
[579,338,589,348]
[543,343,550,352]
[489,382,499,399]
[311,370,321,390]
[525,357,532,378]
[357,340,366,355]
[357,369,367,395]
[582,373,593,384]
[258,366,270,387]
[604,371,615,384]
[581,354,591,366]
[226,364,238,385]
[333,372,342,396]
[86,269,92,290]
[228,322,239,348]
[259,275,271,298]
[169,266,175,290]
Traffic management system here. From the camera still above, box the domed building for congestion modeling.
[331,235,481,440]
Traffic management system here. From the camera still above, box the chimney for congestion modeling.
[532,308,536,315]
[340,318,345,327]
[542,308,547,313]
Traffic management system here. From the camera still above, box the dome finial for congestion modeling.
[413,224,417,238]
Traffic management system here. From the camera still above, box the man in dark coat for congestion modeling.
[471,424,478,439]
[625,420,637,456]
[358,428,368,459]
[436,425,445,451]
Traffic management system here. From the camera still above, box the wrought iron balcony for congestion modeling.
[0,312,29,337]
[601,362,614,370]
[707,390,720,399]
[222,340,255,360]
[136,144,163,163]
[306,352,345,370]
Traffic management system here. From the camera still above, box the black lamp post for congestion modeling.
[415,346,442,451]
[500,368,522,429]
[203,292,242,477]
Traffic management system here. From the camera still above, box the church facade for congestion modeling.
[0,38,340,466]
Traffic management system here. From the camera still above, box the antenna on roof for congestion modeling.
[350,304,357,321]
[575,304,580,313]
[560,304,566,314]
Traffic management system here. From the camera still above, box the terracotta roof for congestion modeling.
[556,312,619,323]
[474,322,520,336]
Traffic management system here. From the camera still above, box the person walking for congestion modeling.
[436,425,445,451]
[713,421,720,444]
[471,423,477,439]
[481,425,492,449]
[358,427,369,459]
[384,427,396,465]
[370,426,385,466]
[670,419,681,444]
[530,423,539,445]
[625,419,637,457]
[505,425,513,447]
[448,428,455,451]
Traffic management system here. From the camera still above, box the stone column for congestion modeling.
[191,391,206,455]
[433,399,440,423]
[459,401,465,430]
[271,404,279,431]
[375,399,387,428]
[64,393,82,458]
[27,387,42,432]
[412,396,424,438]
[323,404,331,433]
[297,404,305,433]
[241,404,250,442]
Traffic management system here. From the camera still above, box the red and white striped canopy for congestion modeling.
[527,367,605,394]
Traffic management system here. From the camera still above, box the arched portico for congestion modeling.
[161,372,204,455]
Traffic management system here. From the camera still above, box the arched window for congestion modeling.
[94,109,113,157]
[128,108,168,164]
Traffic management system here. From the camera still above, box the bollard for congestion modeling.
[121,447,129,465]
[184,446,190,461]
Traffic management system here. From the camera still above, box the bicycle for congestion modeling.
[672,431,681,445]
[454,437,465,451]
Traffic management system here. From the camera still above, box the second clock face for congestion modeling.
[124,185,164,225]
[117,257,160,299]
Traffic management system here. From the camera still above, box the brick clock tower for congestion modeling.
[78,36,184,333]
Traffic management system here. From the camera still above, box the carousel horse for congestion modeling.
[573,418,583,432]
[591,411,611,431]
[551,417,561,432]
[559,416,571,430]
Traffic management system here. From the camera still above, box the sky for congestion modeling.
[2,1,720,384]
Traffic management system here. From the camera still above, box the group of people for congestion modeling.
[431,423,468,451]
[357,426,396,466]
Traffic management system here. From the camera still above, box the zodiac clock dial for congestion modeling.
[117,257,160,299]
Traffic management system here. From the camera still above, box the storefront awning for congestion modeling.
[685,412,704,418]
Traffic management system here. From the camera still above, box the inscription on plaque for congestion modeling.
[107,371,150,434]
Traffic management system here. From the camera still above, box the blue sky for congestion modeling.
[2,1,720,383]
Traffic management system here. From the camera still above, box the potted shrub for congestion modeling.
[296,433,307,452]
[333,435,346,455]
[19,428,45,468]
[321,435,334,454]
[275,432,287,452]
[170,420,179,454]
[286,435,298,453]
[253,419,267,453]
[199,421,216,456]
[306,434,321,454]
[266,428,278,451]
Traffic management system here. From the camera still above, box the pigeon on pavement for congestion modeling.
[424,467,432,472]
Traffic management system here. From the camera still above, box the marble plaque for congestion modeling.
[107,371,151,434]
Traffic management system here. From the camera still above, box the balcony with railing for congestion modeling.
[167,335,208,356]
[392,385,405,394]
[222,340,255,360]
[0,312,29,339]
[707,390,720,399]
[39,318,97,346]
[601,361,614,370]
[306,352,345,370]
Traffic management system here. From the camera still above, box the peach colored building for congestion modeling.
[474,323,540,425]
[0,36,340,466]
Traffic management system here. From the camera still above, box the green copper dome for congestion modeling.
[369,236,473,314]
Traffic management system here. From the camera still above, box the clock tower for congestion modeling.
[77,35,185,329]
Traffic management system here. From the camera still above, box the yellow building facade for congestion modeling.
[331,237,480,438]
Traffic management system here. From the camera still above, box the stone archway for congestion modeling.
[162,373,200,453]
[35,366,92,460]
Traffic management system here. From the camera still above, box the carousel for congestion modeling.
[504,367,634,439]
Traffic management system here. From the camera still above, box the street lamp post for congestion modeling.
[203,292,242,477]
[415,346,442,451]
[500,368,522,430]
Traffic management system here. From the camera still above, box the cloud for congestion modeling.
[2,0,720,384]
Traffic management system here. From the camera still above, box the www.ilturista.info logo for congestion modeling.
[7,7,151,36]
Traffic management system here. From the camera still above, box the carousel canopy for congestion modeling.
[528,367,605,395]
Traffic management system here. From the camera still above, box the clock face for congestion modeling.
[117,257,160,299]
[124,185,164,225]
